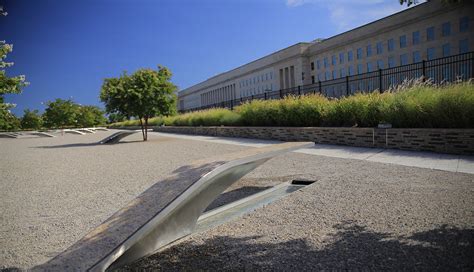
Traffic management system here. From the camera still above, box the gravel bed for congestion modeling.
[124,151,474,271]
[1,131,473,270]
[0,131,248,269]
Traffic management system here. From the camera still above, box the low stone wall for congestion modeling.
[154,126,474,155]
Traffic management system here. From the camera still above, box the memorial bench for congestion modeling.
[33,141,313,271]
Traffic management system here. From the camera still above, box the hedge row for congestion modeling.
[111,83,474,128]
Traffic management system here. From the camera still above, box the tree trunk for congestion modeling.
[144,116,148,141]
[139,117,145,141]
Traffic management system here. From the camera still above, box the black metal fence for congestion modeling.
[181,51,474,112]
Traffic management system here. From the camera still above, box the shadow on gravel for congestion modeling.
[123,222,474,271]
[205,186,272,212]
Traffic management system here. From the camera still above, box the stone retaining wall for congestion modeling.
[154,126,474,155]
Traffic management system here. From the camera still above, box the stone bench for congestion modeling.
[32,142,313,271]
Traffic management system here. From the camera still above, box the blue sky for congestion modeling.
[1,0,413,115]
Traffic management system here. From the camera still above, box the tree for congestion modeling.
[399,0,465,6]
[0,103,20,131]
[107,112,127,124]
[100,66,177,141]
[21,109,43,130]
[43,99,80,129]
[0,6,28,131]
[76,105,107,127]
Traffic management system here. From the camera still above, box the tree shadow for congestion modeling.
[122,222,474,271]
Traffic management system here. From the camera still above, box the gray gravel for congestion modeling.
[1,131,473,270]
[124,145,474,271]
[0,131,247,270]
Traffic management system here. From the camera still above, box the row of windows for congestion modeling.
[241,84,274,97]
[309,16,470,71]
[239,71,273,88]
[310,40,469,83]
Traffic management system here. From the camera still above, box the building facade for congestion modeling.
[178,1,474,111]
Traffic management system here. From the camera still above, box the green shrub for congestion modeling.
[110,82,474,128]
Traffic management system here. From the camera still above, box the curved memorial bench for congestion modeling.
[32,132,56,137]
[77,128,95,133]
[0,132,17,138]
[64,130,86,135]
[33,141,313,271]
[99,130,139,144]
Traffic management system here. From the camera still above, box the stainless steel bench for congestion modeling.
[99,130,139,144]
[33,142,313,271]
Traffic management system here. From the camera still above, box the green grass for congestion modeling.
[110,82,474,128]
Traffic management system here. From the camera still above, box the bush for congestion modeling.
[110,82,474,129]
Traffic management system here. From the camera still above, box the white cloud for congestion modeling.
[286,0,424,32]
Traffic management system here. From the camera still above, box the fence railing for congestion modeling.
[180,51,474,112]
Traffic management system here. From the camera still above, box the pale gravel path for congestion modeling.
[0,131,248,269]
[1,131,473,270]
[125,141,474,271]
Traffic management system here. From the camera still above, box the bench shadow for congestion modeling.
[205,186,272,212]
[122,222,474,271]
[32,140,143,149]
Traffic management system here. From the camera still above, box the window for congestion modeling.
[427,47,435,60]
[348,65,354,76]
[460,16,469,32]
[400,35,407,48]
[367,62,373,72]
[442,22,451,37]
[332,55,337,65]
[367,45,372,57]
[357,64,363,74]
[413,51,421,63]
[348,51,353,61]
[400,54,408,65]
[388,39,394,51]
[412,31,420,45]
[339,52,344,64]
[325,71,330,80]
[316,60,321,69]
[324,57,329,68]
[376,42,383,54]
[377,60,384,69]
[442,43,451,57]
[332,70,337,79]
[340,68,346,77]
[388,56,395,68]
[357,48,363,59]
[311,62,314,70]
[459,39,469,53]
[427,26,435,41]
[311,75,315,84]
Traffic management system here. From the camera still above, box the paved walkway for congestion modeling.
[154,132,474,175]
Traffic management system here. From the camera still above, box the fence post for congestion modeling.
[264,92,267,100]
[230,100,233,110]
[378,69,383,93]
[318,80,322,94]
[298,85,301,96]
[345,76,349,96]
[422,60,426,81]
[471,52,474,79]
[251,95,254,101]
[279,89,282,98]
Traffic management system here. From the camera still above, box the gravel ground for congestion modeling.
[1,131,473,270]
[0,131,248,269]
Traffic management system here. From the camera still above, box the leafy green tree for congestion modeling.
[0,6,28,131]
[76,105,107,127]
[43,99,80,129]
[107,112,127,124]
[0,103,20,131]
[399,0,464,6]
[100,66,177,141]
[21,109,43,130]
